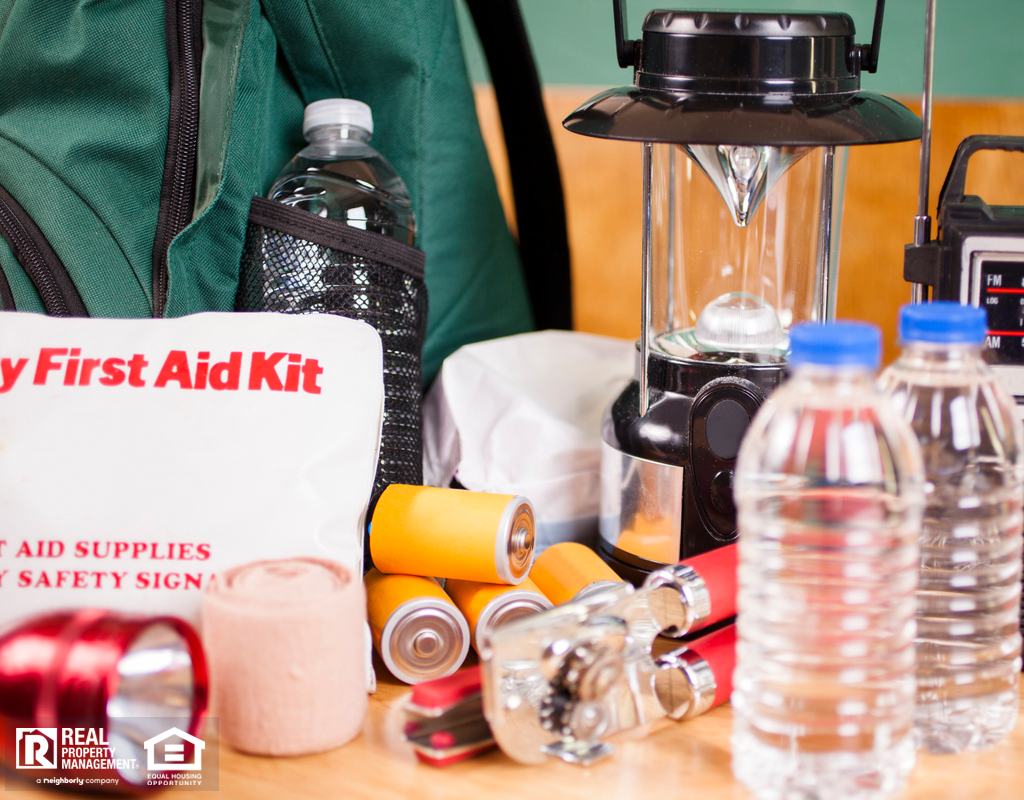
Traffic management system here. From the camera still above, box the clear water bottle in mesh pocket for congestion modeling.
[237,99,427,494]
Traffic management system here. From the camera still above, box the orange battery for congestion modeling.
[364,568,470,685]
[444,577,553,653]
[370,485,536,585]
[529,542,624,605]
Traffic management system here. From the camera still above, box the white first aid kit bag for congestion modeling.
[0,312,383,629]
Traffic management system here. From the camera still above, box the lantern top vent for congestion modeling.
[637,10,858,95]
[643,10,855,38]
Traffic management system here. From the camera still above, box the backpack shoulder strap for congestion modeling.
[465,0,572,330]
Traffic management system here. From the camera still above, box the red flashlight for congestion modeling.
[0,609,207,792]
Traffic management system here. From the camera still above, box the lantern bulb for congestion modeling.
[694,292,784,353]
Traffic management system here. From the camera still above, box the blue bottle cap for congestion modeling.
[898,301,987,345]
[789,321,881,369]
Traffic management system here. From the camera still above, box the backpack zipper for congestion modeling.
[0,183,87,316]
[152,0,203,317]
[0,260,15,311]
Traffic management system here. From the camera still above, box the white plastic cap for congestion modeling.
[302,99,373,139]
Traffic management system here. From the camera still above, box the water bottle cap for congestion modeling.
[898,301,987,345]
[303,99,373,139]
[789,321,881,369]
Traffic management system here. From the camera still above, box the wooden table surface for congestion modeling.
[216,674,1021,800]
[11,671,1024,799]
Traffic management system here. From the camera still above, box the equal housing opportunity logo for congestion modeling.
[145,728,206,776]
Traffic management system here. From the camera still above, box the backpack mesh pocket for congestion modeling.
[237,196,427,494]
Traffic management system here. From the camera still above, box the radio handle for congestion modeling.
[939,135,1024,210]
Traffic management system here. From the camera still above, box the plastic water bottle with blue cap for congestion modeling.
[879,302,1023,753]
[732,321,924,800]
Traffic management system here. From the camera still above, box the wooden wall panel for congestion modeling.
[476,87,1024,363]
[474,87,643,340]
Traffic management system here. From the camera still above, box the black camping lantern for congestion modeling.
[565,1,921,581]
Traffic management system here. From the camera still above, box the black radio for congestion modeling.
[904,135,1024,408]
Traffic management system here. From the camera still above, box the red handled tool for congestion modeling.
[402,666,495,767]
[654,623,737,719]
[644,542,738,637]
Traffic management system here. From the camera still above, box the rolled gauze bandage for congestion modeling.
[203,558,366,756]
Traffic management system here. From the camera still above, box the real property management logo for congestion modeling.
[15,726,138,772]
[15,729,58,769]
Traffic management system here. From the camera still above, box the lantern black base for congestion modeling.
[599,350,784,581]
[598,540,671,587]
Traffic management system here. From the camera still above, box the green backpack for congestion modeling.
[0,0,543,381]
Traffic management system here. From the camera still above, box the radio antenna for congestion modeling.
[911,0,938,304]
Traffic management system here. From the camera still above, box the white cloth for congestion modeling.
[423,330,635,551]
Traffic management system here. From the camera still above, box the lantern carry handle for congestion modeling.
[613,0,636,69]
[858,0,886,74]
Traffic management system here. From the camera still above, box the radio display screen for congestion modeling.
[979,257,1024,366]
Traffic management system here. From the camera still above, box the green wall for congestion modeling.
[457,1,1024,98]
